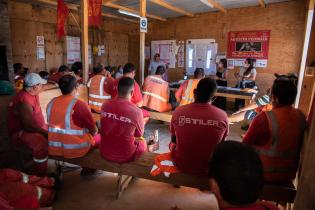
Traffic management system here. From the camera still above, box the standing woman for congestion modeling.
[213,58,228,110]
[234,58,257,109]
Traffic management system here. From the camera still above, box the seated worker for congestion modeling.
[109,63,150,120]
[0,168,56,210]
[87,64,113,113]
[48,65,70,83]
[170,78,229,175]
[8,73,48,176]
[213,59,228,110]
[243,77,306,182]
[175,68,205,106]
[13,63,24,92]
[209,141,278,210]
[71,61,83,84]
[142,65,172,112]
[100,77,147,163]
[47,75,99,159]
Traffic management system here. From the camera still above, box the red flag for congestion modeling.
[56,0,69,39]
[88,0,102,27]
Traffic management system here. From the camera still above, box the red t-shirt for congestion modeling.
[109,77,143,105]
[100,98,144,163]
[48,72,63,83]
[243,112,270,146]
[72,100,95,131]
[170,103,229,175]
[224,202,278,210]
[8,90,46,136]
[0,193,13,210]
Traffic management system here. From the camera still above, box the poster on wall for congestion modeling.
[66,36,81,64]
[151,40,176,68]
[36,36,45,60]
[177,41,185,68]
[227,30,270,68]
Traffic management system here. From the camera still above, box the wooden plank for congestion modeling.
[149,0,194,17]
[81,0,89,84]
[103,2,166,21]
[102,13,138,23]
[139,0,146,85]
[36,0,79,10]
[258,0,266,8]
[206,0,227,13]
[149,111,172,123]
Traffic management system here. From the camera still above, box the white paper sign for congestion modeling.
[37,46,45,60]
[36,36,45,46]
[140,17,147,33]
[66,36,81,64]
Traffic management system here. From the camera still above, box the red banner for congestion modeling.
[56,0,69,39]
[227,30,271,59]
[88,0,102,27]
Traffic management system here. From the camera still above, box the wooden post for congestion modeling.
[139,0,146,85]
[81,0,89,84]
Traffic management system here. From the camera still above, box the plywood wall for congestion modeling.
[8,1,137,73]
[145,0,307,93]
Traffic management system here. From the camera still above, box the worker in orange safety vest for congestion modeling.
[243,77,306,182]
[87,64,113,113]
[47,75,100,159]
[143,65,172,112]
[175,68,205,106]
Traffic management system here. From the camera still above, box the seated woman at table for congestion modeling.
[234,58,257,109]
[213,58,228,110]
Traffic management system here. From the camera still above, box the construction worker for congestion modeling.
[8,73,48,176]
[87,64,113,113]
[0,168,56,209]
[142,65,172,112]
[243,77,306,182]
[170,78,229,175]
[209,141,278,210]
[47,75,100,159]
[48,65,70,83]
[108,63,150,120]
[100,77,147,163]
[175,68,205,106]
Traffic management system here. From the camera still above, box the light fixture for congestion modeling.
[118,9,140,18]
[200,0,214,8]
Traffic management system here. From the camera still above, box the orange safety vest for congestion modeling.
[47,95,93,158]
[87,75,111,113]
[256,107,306,181]
[143,75,171,112]
[179,79,200,106]
[150,152,179,177]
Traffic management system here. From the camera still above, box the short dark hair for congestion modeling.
[71,62,83,74]
[93,64,104,74]
[220,59,228,69]
[209,141,264,206]
[58,75,77,95]
[38,71,49,79]
[272,77,297,105]
[13,63,23,74]
[155,65,166,75]
[195,78,217,103]
[58,65,69,73]
[118,77,134,97]
[194,68,205,79]
[123,63,135,74]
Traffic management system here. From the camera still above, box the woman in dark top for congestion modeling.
[213,58,228,110]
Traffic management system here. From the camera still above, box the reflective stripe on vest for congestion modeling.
[182,79,194,102]
[36,186,43,201]
[33,156,48,163]
[89,76,111,100]
[48,97,86,136]
[89,100,103,107]
[88,93,111,100]
[21,172,29,183]
[256,111,299,159]
[149,76,165,83]
[48,141,90,150]
[143,91,167,102]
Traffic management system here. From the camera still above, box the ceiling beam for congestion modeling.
[205,0,227,13]
[35,0,137,23]
[258,0,266,8]
[103,1,167,21]
[150,0,194,17]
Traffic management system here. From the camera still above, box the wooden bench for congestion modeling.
[50,149,296,204]
[149,111,172,123]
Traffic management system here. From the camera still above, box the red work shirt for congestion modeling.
[100,98,144,163]
[170,103,229,175]
[0,193,12,210]
[48,72,63,83]
[72,100,96,131]
[224,202,278,210]
[8,90,46,136]
[243,112,270,146]
[109,77,143,105]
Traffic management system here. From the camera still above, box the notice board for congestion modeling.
[66,36,81,64]
[151,40,176,68]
